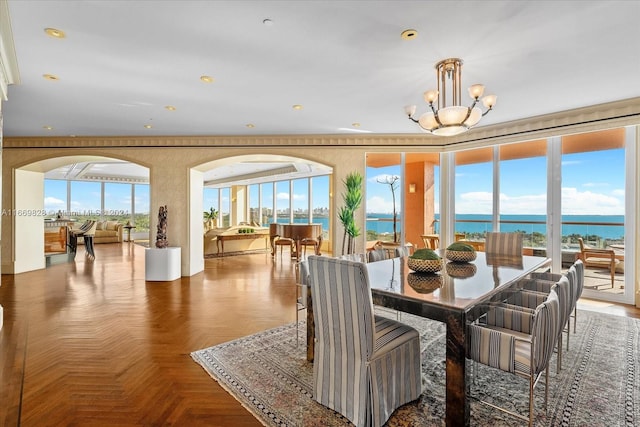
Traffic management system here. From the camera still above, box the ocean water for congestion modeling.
[286,214,625,240]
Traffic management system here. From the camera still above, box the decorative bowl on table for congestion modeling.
[407,248,443,272]
[407,257,444,273]
[446,262,477,278]
[407,272,443,293]
[445,242,477,263]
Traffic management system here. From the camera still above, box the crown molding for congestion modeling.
[0,0,20,101]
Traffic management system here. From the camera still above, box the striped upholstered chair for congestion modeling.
[307,255,422,427]
[506,275,573,372]
[485,231,523,256]
[467,287,561,427]
[367,248,388,263]
[523,261,583,346]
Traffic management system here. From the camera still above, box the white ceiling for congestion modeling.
[4,1,640,183]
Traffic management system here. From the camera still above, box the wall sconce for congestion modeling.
[409,183,416,193]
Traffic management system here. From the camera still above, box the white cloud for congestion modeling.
[276,192,289,200]
[455,191,493,214]
[44,196,65,211]
[366,196,395,214]
[499,193,547,215]
[582,182,608,188]
[561,187,623,215]
[454,187,624,215]
[292,193,306,201]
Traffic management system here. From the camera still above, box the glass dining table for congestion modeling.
[304,251,551,427]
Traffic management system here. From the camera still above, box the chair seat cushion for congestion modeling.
[372,315,419,357]
[584,257,619,266]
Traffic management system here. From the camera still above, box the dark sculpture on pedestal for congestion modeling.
[155,205,168,248]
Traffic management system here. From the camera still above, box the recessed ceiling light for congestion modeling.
[200,75,214,83]
[165,105,176,111]
[292,104,303,110]
[263,18,274,26]
[246,123,255,128]
[43,74,59,81]
[44,27,66,38]
[43,125,53,130]
[352,122,361,127]
[401,29,418,40]
[144,124,152,129]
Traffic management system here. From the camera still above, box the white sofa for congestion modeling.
[93,221,123,243]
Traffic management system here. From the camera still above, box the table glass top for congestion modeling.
[367,251,551,311]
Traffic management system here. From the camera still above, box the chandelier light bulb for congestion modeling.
[404,105,417,117]
[482,94,497,109]
[468,84,485,99]
[423,90,439,104]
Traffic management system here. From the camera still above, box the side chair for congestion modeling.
[307,255,422,427]
[577,237,618,288]
[420,234,439,250]
[295,260,310,346]
[467,287,561,427]
[485,232,523,256]
[367,248,388,263]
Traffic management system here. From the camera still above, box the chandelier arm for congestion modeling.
[430,103,444,127]
[459,107,472,124]
[407,116,419,124]
[481,106,493,117]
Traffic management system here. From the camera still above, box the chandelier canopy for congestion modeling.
[405,58,496,136]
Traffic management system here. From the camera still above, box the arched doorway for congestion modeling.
[6,155,149,274]
[191,154,333,260]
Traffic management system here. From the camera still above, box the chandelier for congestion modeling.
[405,58,496,136]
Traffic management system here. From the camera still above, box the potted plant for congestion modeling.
[203,207,219,230]
[338,172,363,255]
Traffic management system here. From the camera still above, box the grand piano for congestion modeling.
[269,223,323,259]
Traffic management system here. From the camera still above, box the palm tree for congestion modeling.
[203,207,219,230]
[377,175,400,243]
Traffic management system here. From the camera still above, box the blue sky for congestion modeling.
[44,181,149,214]
[45,148,625,217]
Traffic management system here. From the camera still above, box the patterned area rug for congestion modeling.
[191,309,639,426]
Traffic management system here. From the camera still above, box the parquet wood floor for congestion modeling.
[0,244,638,426]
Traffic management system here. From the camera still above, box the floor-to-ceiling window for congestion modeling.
[69,181,101,221]
[275,181,290,223]
[44,179,67,216]
[362,128,635,304]
[203,188,220,228]
[312,175,330,240]
[220,188,230,227]
[133,184,150,233]
[454,147,493,240]
[104,182,133,223]
[561,129,626,296]
[292,178,309,223]
[498,140,547,251]
[44,178,150,236]
[248,184,260,224]
[365,153,402,244]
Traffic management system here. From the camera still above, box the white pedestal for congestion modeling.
[145,247,181,281]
